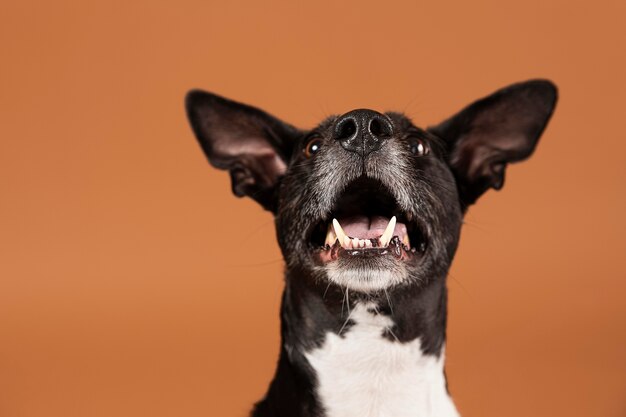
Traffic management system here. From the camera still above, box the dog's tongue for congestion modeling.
[339,215,407,240]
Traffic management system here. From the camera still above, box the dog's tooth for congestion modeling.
[379,216,396,248]
[365,239,372,248]
[402,234,410,248]
[359,239,365,248]
[343,236,351,249]
[333,219,349,248]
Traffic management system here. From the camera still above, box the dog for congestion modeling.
[185,79,557,417]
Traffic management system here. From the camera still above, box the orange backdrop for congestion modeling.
[1,1,625,416]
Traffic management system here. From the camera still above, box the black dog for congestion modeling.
[185,80,557,417]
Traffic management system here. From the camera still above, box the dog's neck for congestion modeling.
[253,269,459,417]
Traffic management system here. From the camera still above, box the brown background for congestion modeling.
[1,1,625,416]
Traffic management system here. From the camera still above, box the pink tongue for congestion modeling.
[339,215,407,240]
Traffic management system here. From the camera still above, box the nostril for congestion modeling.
[335,117,358,141]
[369,117,393,139]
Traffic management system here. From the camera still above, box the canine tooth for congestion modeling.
[379,216,396,248]
[402,234,410,248]
[333,219,349,248]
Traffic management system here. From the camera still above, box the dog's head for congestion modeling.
[186,80,557,294]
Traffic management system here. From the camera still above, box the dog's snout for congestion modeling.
[333,109,393,157]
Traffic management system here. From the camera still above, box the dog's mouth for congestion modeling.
[309,177,427,263]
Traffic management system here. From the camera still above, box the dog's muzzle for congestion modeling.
[309,177,428,265]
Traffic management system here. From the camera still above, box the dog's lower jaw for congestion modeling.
[322,262,410,293]
[251,271,459,417]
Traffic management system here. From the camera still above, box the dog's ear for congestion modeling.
[428,79,557,207]
[185,90,301,212]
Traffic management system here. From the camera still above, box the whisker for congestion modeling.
[386,326,400,342]
[447,272,473,300]
[338,306,354,335]
[383,288,394,316]
[322,281,332,300]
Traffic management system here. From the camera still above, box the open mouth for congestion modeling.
[309,177,427,263]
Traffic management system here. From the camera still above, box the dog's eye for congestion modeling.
[304,138,323,158]
[409,139,429,157]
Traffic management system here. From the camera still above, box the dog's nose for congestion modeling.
[333,109,393,157]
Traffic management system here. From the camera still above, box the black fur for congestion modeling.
[185,80,558,417]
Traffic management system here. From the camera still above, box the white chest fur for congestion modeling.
[304,303,459,417]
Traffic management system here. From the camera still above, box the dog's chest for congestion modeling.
[304,303,459,417]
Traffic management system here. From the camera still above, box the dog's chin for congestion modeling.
[314,239,419,292]
[319,256,411,293]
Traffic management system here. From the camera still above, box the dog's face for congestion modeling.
[275,111,462,293]
[186,80,557,294]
